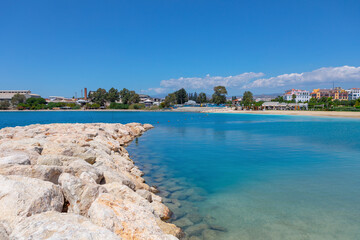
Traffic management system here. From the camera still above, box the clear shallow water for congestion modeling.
[1,111,360,240]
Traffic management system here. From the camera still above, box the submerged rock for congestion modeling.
[173,217,194,228]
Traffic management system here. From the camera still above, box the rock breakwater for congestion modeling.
[0,123,183,240]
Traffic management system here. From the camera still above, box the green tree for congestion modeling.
[107,88,120,103]
[26,97,46,106]
[161,93,177,108]
[292,94,296,102]
[119,88,139,104]
[175,88,188,104]
[0,101,10,110]
[242,91,254,106]
[197,92,207,104]
[128,91,140,104]
[119,88,130,104]
[11,94,26,106]
[212,86,227,104]
[89,88,107,106]
[272,96,285,102]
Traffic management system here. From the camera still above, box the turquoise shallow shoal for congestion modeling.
[1,111,360,239]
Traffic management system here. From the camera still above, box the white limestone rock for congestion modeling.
[58,173,107,216]
[0,165,63,184]
[88,193,178,240]
[65,159,104,184]
[0,224,9,240]
[9,211,121,240]
[0,175,64,233]
[137,189,153,202]
[0,154,30,165]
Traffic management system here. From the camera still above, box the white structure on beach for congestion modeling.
[346,88,360,100]
[262,101,308,110]
[283,89,310,102]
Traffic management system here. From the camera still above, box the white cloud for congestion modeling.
[160,72,265,90]
[244,66,360,88]
[143,66,360,95]
[141,87,167,94]
[148,87,167,94]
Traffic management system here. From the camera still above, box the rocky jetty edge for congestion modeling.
[0,122,184,240]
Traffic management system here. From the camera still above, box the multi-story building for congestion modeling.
[346,88,360,101]
[283,89,310,102]
[311,87,348,101]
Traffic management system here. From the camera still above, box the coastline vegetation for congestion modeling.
[3,85,360,112]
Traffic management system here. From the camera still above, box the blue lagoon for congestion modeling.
[1,111,360,239]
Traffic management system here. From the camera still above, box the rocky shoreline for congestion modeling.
[0,123,183,239]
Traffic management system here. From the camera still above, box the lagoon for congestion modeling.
[1,111,360,239]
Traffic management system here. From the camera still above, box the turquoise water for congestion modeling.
[1,112,360,239]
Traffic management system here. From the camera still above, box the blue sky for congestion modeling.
[1,0,360,97]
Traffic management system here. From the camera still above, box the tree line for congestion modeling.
[88,88,140,106]
[160,86,229,108]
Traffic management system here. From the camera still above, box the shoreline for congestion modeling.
[204,109,360,119]
[2,108,360,119]
[0,123,182,239]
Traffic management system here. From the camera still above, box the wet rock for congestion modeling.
[143,124,155,130]
[186,212,203,224]
[202,229,223,240]
[59,173,107,215]
[166,204,185,220]
[184,223,208,236]
[173,217,193,228]
[0,165,63,184]
[10,211,120,240]
[188,236,202,240]
[0,175,63,232]
[156,218,185,239]
[0,154,30,165]
[150,186,160,193]
[168,185,184,192]
[151,201,172,220]
[159,189,170,197]
[171,190,189,200]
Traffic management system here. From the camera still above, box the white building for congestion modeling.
[0,90,41,103]
[283,89,310,102]
[347,88,360,100]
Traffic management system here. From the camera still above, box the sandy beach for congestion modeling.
[204,108,360,119]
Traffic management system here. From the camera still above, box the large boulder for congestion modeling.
[9,211,121,240]
[88,193,178,240]
[0,165,63,184]
[65,160,104,184]
[58,173,107,216]
[0,175,64,233]
[0,154,30,165]
[151,201,172,220]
